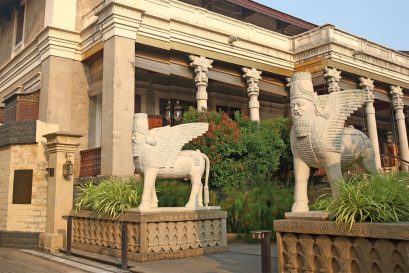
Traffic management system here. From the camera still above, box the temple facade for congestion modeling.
[0,0,408,250]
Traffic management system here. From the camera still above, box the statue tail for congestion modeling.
[202,153,210,206]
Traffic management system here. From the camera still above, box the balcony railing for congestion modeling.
[79,147,101,177]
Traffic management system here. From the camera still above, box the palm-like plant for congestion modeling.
[75,177,142,219]
[311,172,409,230]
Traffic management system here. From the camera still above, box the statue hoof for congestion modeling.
[139,202,151,210]
[291,202,309,212]
[150,203,158,208]
[196,203,203,207]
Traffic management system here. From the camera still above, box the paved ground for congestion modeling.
[0,243,278,273]
[0,248,89,273]
[130,243,278,273]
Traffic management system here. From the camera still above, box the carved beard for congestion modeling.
[293,116,312,137]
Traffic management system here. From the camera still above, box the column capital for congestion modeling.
[189,55,213,86]
[189,55,213,71]
[324,67,341,93]
[390,85,404,110]
[359,77,375,102]
[359,77,374,91]
[242,67,262,95]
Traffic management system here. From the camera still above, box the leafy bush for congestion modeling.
[222,182,293,241]
[183,108,291,188]
[75,177,142,218]
[156,179,219,207]
[311,172,409,230]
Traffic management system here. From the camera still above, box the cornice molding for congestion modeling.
[95,1,143,41]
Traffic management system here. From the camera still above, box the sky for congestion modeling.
[254,0,409,51]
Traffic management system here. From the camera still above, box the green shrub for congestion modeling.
[183,108,291,188]
[156,179,219,207]
[221,182,293,241]
[75,177,142,219]
[311,172,409,230]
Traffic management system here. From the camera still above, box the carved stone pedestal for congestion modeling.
[71,208,227,262]
[274,219,409,273]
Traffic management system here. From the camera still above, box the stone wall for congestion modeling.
[0,146,11,230]
[0,107,4,124]
[6,143,48,232]
[274,219,409,273]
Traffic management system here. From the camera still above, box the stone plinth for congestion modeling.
[70,208,227,262]
[274,219,409,273]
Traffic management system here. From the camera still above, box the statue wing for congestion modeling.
[148,123,208,168]
[322,89,367,152]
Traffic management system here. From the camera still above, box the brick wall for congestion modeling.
[4,99,16,124]
[16,101,39,121]
[3,92,39,124]
[0,107,4,123]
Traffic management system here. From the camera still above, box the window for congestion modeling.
[12,169,33,204]
[14,4,25,46]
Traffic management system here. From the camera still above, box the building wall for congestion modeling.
[39,56,89,176]
[24,0,46,46]
[75,0,101,31]
[0,0,46,69]
[0,14,14,68]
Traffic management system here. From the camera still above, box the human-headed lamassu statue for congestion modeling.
[132,113,210,210]
[289,72,378,212]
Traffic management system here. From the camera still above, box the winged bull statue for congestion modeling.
[289,72,378,212]
[132,113,210,210]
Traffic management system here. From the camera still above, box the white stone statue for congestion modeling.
[289,72,377,212]
[132,113,210,210]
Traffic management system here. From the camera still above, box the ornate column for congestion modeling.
[242,67,262,122]
[189,55,213,111]
[323,67,341,93]
[390,86,409,170]
[360,77,382,170]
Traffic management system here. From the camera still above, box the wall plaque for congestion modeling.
[0,120,36,147]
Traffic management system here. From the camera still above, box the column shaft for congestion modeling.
[391,86,409,171]
[242,67,262,122]
[189,55,213,112]
[101,36,135,176]
[360,77,382,170]
[365,102,382,170]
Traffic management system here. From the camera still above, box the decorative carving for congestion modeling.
[323,66,341,93]
[71,210,227,262]
[275,220,409,273]
[132,113,210,210]
[289,72,377,212]
[242,67,262,122]
[390,86,404,111]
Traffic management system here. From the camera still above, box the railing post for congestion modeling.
[66,216,72,256]
[252,230,271,273]
[121,221,128,271]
